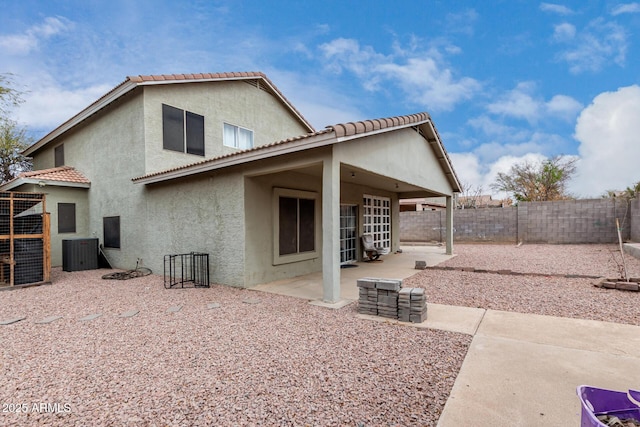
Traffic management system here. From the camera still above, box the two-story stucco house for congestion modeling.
[2,72,460,302]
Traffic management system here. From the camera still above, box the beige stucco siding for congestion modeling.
[142,81,311,175]
[334,128,454,196]
[32,93,147,269]
[143,172,245,286]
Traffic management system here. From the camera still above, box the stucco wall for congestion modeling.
[32,92,148,270]
[143,172,246,286]
[143,80,311,175]
[334,128,454,196]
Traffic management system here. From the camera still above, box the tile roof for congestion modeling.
[24,71,315,157]
[17,166,90,184]
[133,111,459,188]
[330,112,431,138]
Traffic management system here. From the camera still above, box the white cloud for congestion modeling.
[611,3,640,15]
[546,94,584,120]
[319,38,481,112]
[554,19,627,73]
[486,82,582,124]
[0,17,72,55]
[487,82,541,123]
[540,3,575,15]
[553,23,576,41]
[571,85,640,197]
[12,75,112,133]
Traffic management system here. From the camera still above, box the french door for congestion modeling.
[339,204,357,264]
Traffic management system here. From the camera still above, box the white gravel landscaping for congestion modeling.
[2,243,639,426]
[405,243,640,326]
[0,269,470,426]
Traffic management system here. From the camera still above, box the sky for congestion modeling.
[1,0,640,199]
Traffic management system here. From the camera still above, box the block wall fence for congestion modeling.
[401,198,639,244]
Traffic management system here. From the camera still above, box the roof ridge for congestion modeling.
[327,112,431,138]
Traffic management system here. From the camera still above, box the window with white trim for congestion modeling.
[223,123,253,149]
[363,195,391,252]
[273,188,319,265]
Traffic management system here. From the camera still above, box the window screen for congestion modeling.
[58,203,76,233]
[279,197,298,256]
[103,216,121,249]
[185,111,205,155]
[162,104,185,152]
[54,145,64,167]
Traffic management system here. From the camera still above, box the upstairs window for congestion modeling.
[223,123,253,150]
[54,144,64,167]
[162,104,205,156]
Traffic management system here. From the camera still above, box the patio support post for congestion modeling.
[445,195,454,255]
[322,156,341,303]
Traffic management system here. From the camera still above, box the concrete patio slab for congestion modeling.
[355,304,485,335]
[252,245,452,303]
[437,310,640,427]
[309,299,353,309]
[35,315,62,324]
[0,316,26,325]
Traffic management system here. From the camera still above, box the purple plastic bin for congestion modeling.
[577,385,640,427]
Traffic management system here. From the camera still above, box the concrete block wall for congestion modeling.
[400,198,635,244]
[452,208,517,242]
[523,199,630,243]
[631,199,640,242]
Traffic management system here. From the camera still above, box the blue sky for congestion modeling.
[2,0,640,198]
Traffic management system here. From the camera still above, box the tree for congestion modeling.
[0,73,33,183]
[0,74,23,117]
[457,181,484,209]
[0,119,32,183]
[491,155,577,202]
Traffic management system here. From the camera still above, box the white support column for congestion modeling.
[445,195,454,255]
[322,156,341,303]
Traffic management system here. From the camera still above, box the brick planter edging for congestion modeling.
[422,266,640,292]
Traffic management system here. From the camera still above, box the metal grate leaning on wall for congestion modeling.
[0,192,51,288]
[163,252,210,289]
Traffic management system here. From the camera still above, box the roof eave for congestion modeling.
[23,79,138,157]
[0,177,91,191]
[133,132,337,185]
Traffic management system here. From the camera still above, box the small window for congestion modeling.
[273,188,318,265]
[223,123,253,149]
[54,145,64,167]
[58,203,76,233]
[162,104,205,156]
[103,216,120,249]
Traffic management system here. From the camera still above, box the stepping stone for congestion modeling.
[36,315,62,324]
[79,313,102,322]
[207,303,221,309]
[243,298,261,305]
[167,305,182,313]
[119,310,139,318]
[0,316,26,325]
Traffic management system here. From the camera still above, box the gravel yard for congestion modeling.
[2,243,639,426]
[0,269,470,426]
[405,243,640,326]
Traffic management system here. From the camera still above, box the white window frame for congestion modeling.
[363,194,391,253]
[223,122,254,149]
[273,188,320,265]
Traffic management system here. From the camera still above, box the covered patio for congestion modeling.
[251,245,454,306]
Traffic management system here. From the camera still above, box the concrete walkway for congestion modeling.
[251,245,640,426]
